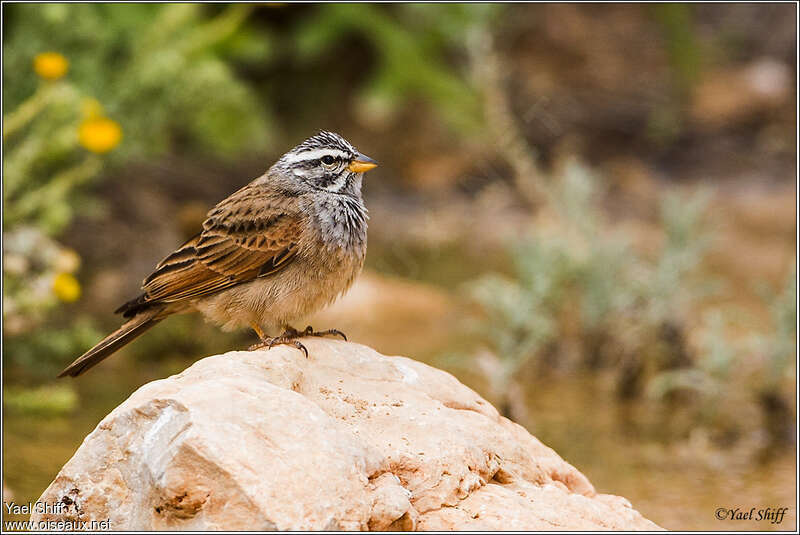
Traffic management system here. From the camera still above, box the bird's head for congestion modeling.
[276,131,377,196]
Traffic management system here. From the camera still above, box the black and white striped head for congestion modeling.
[278,131,377,195]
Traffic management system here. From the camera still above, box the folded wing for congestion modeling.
[117,185,303,317]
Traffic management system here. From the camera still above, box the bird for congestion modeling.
[58,131,377,378]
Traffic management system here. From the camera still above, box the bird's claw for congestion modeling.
[301,325,347,341]
[266,336,309,358]
[250,325,346,358]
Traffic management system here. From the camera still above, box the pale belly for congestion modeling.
[190,250,364,334]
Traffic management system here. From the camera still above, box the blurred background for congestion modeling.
[2,4,796,530]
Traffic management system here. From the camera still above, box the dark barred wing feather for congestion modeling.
[117,185,302,317]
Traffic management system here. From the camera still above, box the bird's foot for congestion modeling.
[249,327,308,357]
[267,334,309,358]
[298,325,347,341]
[248,326,346,357]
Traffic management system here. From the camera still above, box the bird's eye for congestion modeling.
[321,155,335,165]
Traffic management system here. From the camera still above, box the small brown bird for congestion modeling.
[59,131,377,377]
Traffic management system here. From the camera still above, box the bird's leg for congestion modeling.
[300,325,347,341]
[248,323,271,351]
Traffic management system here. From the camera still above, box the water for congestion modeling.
[517,376,797,531]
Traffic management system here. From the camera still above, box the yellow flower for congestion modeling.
[52,272,81,303]
[79,116,122,153]
[33,52,69,80]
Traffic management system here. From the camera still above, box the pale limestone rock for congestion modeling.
[33,339,660,530]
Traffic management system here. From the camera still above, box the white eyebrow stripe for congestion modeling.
[283,148,349,164]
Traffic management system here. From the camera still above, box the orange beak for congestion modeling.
[348,153,378,173]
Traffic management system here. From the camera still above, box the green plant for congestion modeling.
[755,266,797,389]
[646,265,797,448]
[293,3,494,131]
[2,4,276,374]
[650,3,702,91]
[648,310,738,401]
[2,319,103,380]
[752,266,797,446]
[467,158,714,409]
[3,384,79,417]
[3,61,110,336]
[469,240,571,383]
[3,4,274,158]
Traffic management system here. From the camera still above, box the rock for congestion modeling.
[33,340,660,530]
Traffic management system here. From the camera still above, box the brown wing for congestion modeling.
[117,184,302,316]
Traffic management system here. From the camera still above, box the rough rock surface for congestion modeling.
[33,340,660,530]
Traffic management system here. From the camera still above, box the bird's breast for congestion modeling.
[310,195,368,253]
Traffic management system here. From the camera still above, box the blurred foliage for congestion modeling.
[3,82,102,235]
[647,266,796,445]
[752,266,797,445]
[2,4,275,381]
[469,159,712,396]
[650,3,703,91]
[648,311,737,401]
[3,227,87,332]
[650,264,796,404]
[3,3,273,158]
[754,265,797,390]
[2,3,263,300]
[3,319,102,380]
[647,309,743,439]
[645,4,702,147]
[3,384,78,417]
[293,3,496,131]
[3,64,106,343]
[469,158,795,446]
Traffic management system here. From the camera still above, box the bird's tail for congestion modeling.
[58,309,164,378]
